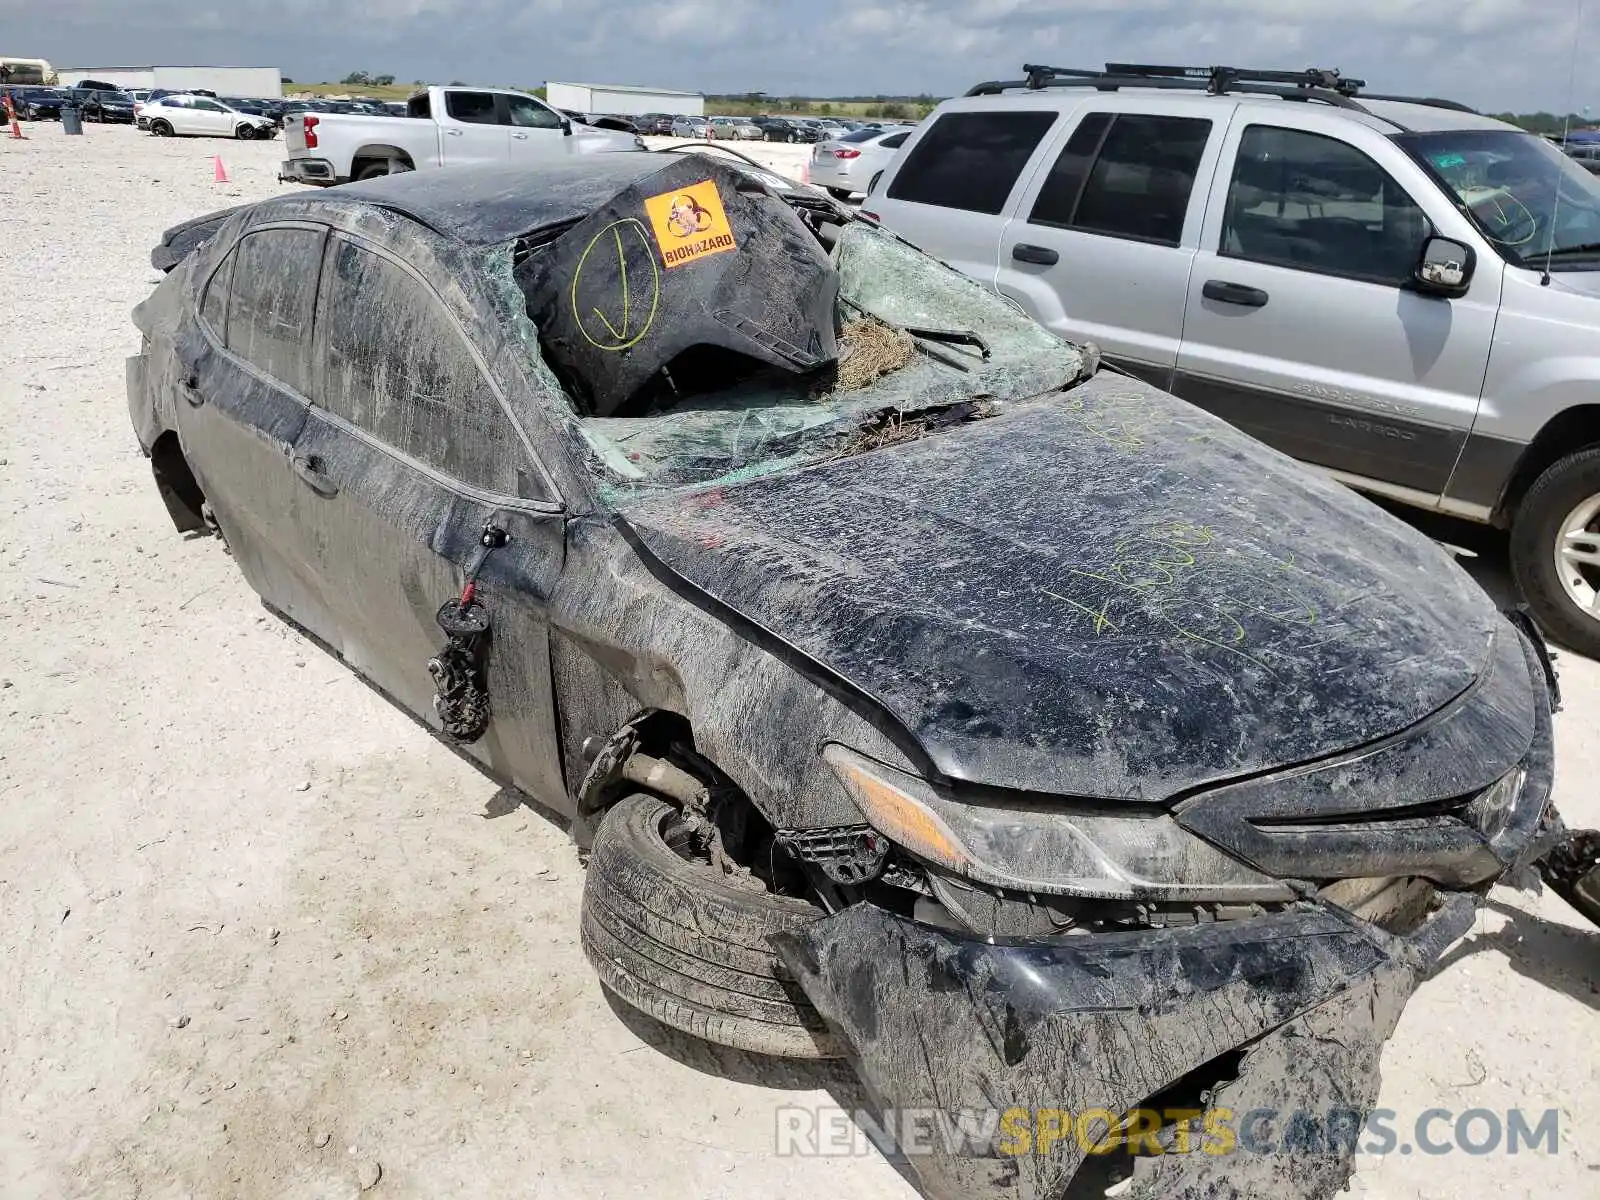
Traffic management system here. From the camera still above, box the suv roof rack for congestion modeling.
[964,63,1478,119]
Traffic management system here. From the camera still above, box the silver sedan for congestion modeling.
[807,127,913,199]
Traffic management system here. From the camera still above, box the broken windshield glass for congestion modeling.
[572,221,1084,501]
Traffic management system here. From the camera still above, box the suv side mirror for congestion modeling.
[1414,236,1475,298]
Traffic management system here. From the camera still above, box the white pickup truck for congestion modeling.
[278,85,643,186]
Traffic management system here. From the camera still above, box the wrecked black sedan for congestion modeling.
[129,152,1568,1200]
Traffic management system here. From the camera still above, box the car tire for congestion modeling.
[580,793,837,1060]
[236,123,256,140]
[354,159,410,180]
[826,187,852,200]
[150,120,173,137]
[1509,447,1600,659]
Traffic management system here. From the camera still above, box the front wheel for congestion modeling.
[1510,447,1600,659]
[581,793,836,1059]
[235,123,256,140]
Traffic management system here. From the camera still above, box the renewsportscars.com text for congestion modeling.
[774,1105,1561,1159]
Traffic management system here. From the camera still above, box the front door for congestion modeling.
[173,222,335,639]
[501,93,569,163]
[290,231,569,810]
[1173,118,1502,495]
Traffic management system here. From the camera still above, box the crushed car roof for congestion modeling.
[293,156,751,246]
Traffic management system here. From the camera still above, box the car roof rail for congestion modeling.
[964,62,1480,119]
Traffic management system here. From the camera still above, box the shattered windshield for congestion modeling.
[571,221,1083,501]
[1399,129,1600,268]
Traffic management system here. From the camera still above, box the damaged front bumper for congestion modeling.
[774,892,1477,1200]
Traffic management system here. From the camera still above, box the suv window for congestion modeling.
[505,94,562,129]
[445,91,497,124]
[320,239,521,494]
[225,228,324,394]
[887,111,1058,215]
[1223,126,1431,285]
[1029,113,1212,246]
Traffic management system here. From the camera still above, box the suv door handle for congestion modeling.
[1203,280,1270,308]
[290,453,339,498]
[1011,243,1060,266]
[445,128,463,136]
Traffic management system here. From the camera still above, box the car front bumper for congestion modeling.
[776,892,1478,1200]
[278,157,338,186]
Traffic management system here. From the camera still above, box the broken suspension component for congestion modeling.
[427,522,509,744]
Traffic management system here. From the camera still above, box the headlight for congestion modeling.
[1465,766,1527,841]
[824,745,1294,903]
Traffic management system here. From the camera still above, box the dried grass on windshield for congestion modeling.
[832,318,915,392]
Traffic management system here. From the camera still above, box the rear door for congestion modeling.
[289,231,569,810]
[1173,117,1501,495]
[868,106,1063,288]
[993,103,1224,387]
[188,98,234,135]
[437,89,510,164]
[501,93,569,163]
[173,222,334,636]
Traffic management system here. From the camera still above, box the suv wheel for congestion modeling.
[1510,447,1600,659]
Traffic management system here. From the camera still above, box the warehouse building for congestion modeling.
[544,81,703,118]
[55,65,282,98]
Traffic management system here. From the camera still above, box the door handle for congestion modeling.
[180,373,204,406]
[511,132,528,140]
[290,453,339,498]
[1203,280,1270,308]
[445,128,463,136]
[1011,243,1060,266]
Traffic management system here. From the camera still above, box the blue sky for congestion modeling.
[16,0,1597,113]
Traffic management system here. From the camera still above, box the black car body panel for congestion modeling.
[619,377,1519,804]
[124,161,1564,1200]
[774,894,1477,1200]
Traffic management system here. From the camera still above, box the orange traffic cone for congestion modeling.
[213,155,229,183]
[4,91,25,140]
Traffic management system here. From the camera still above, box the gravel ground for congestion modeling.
[1,122,1596,1200]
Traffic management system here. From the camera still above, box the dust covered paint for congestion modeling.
[128,155,1566,1200]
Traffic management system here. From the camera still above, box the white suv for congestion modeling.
[866,63,1600,657]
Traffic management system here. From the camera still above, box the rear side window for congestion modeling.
[445,91,497,124]
[225,228,324,394]
[201,246,234,337]
[887,111,1058,215]
[1029,113,1212,246]
[319,239,521,495]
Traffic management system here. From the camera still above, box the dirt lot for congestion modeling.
[1,123,1596,1200]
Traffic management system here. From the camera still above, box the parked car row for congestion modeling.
[3,84,136,122]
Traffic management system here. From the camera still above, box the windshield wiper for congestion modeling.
[1540,241,1600,260]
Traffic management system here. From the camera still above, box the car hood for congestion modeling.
[618,376,1511,802]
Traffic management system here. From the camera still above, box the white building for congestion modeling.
[55,65,283,98]
[545,81,703,118]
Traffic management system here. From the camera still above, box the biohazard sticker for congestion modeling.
[644,179,738,269]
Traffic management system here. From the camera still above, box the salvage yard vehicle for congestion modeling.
[128,152,1581,1200]
[278,85,642,186]
[141,93,277,140]
[868,62,1600,659]
[810,125,913,199]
